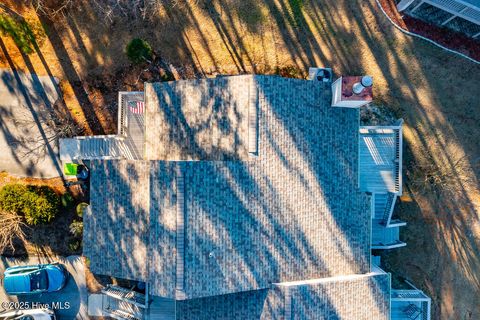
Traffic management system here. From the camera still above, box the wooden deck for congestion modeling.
[391,289,431,320]
[59,135,126,160]
[359,125,402,194]
[120,92,145,160]
[398,0,480,38]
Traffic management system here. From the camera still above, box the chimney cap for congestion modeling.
[361,76,373,87]
[340,76,373,102]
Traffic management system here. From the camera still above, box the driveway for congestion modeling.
[0,255,88,319]
[0,68,62,178]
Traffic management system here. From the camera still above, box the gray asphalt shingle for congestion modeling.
[83,75,386,318]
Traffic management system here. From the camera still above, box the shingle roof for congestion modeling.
[144,76,253,160]
[176,273,391,320]
[84,160,150,281]
[285,273,390,319]
[85,75,373,302]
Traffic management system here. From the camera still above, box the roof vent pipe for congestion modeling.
[352,76,373,95]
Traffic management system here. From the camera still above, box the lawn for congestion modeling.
[0,0,479,318]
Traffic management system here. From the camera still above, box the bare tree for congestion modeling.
[0,211,29,254]
[29,0,74,18]
[90,0,201,23]
[9,101,83,162]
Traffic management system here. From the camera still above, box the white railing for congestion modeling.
[372,240,407,250]
[399,0,480,38]
[117,92,144,136]
[102,285,147,308]
[360,120,403,195]
[382,193,397,226]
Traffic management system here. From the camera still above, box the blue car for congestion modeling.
[2,263,68,295]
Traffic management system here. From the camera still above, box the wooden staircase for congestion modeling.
[372,220,406,249]
[101,285,146,320]
[59,135,133,160]
[373,193,398,226]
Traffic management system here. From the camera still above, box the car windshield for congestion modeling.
[30,270,48,291]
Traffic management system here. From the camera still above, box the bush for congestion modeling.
[0,184,28,213]
[0,184,60,226]
[126,38,153,64]
[76,202,88,217]
[61,192,74,208]
[23,186,60,225]
[68,240,81,252]
[275,65,302,78]
[69,220,83,237]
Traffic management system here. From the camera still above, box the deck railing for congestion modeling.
[398,0,480,38]
[118,92,144,136]
[101,285,147,320]
[392,289,431,320]
[360,120,403,195]
[381,193,397,226]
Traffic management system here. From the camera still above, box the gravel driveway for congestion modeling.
[0,255,88,319]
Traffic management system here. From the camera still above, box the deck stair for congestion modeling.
[403,303,422,319]
[381,193,396,225]
[59,135,130,160]
[372,220,406,249]
[392,290,428,299]
[103,297,143,320]
[392,289,431,320]
[373,193,403,227]
[102,285,146,308]
[101,285,146,320]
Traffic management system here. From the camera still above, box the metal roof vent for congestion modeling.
[308,67,333,83]
[352,76,373,95]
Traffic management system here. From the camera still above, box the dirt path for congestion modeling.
[0,0,478,318]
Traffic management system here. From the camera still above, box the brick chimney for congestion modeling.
[331,76,373,108]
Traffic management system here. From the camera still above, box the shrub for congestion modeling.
[76,202,89,217]
[275,65,302,78]
[61,192,74,208]
[0,184,28,213]
[0,184,60,226]
[23,186,60,225]
[69,220,83,237]
[68,240,81,252]
[126,38,153,64]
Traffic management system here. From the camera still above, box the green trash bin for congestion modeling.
[64,163,79,176]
